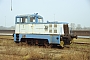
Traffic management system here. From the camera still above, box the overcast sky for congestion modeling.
[0,0,90,27]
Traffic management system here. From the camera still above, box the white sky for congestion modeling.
[0,0,90,27]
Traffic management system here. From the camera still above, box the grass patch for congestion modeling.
[73,38,90,43]
[0,36,90,60]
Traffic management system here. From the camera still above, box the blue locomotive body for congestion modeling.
[14,34,60,44]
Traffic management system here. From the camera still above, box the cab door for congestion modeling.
[63,24,69,35]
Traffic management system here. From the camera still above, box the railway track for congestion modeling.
[0,37,90,50]
[0,36,90,50]
[0,38,13,40]
[0,37,90,44]
[73,42,90,45]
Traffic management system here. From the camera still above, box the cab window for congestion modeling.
[16,17,27,23]
[30,17,35,22]
[30,17,43,23]
[38,18,43,23]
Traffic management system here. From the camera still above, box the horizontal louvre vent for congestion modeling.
[49,24,52,27]
[49,30,52,33]
[54,30,57,33]
[54,24,57,27]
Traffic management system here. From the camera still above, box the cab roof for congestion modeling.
[16,13,43,19]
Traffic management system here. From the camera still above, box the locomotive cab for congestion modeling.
[16,13,43,23]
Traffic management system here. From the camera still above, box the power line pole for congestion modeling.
[5,16,6,27]
[11,0,12,11]
[54,14,55,22]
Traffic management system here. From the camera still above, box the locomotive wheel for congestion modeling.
[48,44,53,48]
[30,39,34,45]
[44,40,49,48]
[44,40,53,48]
[21,40,28,46]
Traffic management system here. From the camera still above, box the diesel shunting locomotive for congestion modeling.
[13,13,77,47]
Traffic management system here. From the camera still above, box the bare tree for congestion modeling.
[76,24,82,30]
[70,23,76,30]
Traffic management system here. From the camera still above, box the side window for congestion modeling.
[16,18,20,23]
[21,17,27,23]
[30,17,33,22]
[30,17,43,23]
[30,17,35,22]
[38,18,43,23]
[16,17,27,23]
